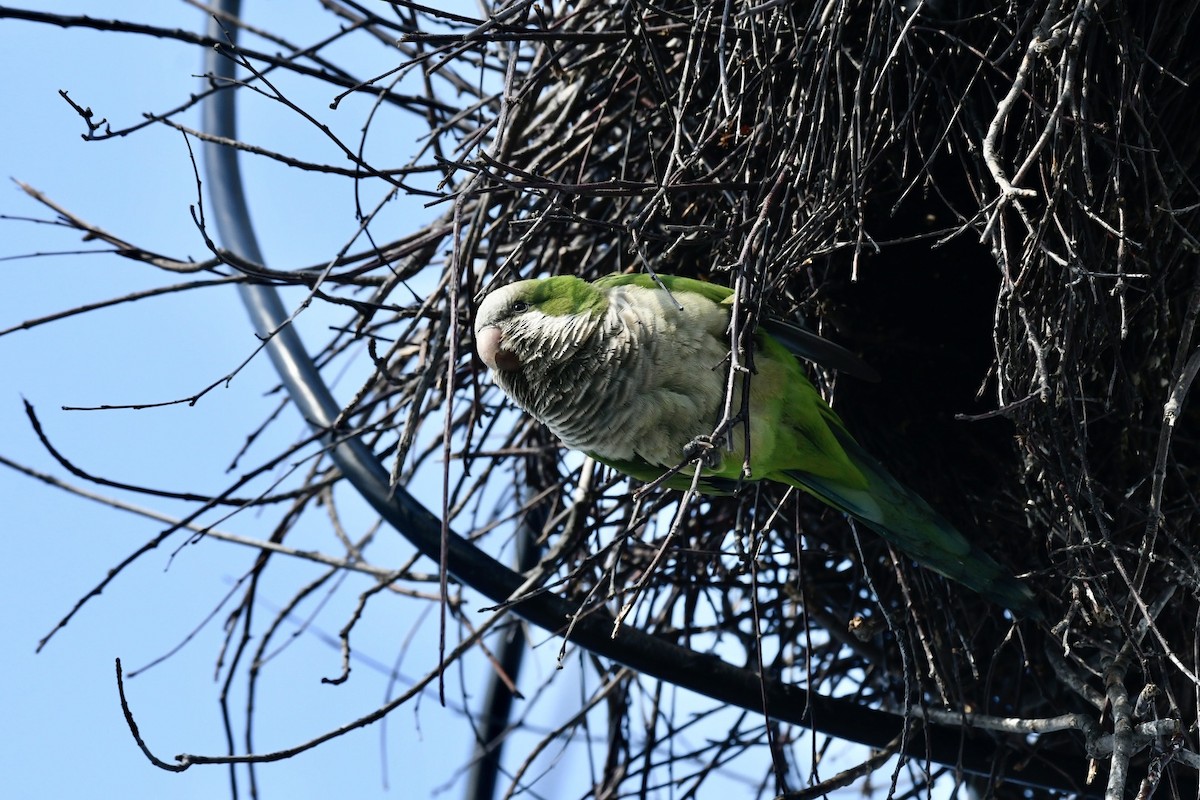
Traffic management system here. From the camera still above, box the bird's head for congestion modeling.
[473,276,607,376]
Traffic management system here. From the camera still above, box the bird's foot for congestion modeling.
[683,434,725,469]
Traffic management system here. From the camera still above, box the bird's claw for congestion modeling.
[683,435,724,469]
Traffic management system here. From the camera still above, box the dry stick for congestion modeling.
[0,275,237,339]
[390,307,452,487]
[10,176,445,298]
[1135,272,1200,597]
[26,400,348,653]
[0,9,420,135]
[1009,0,1098,190]
[421,0,541,78]
[746,520,792,795]
[22,397,294,506]
[613,467,706,636]
[114,597,512,770]
[670,708,761,796]
[322,574,410,686]
[0,452,434,585]
[716,0,735,117]
[1108,549,1200,687]
[140,469,566,776]
[783,726,908,800]
[457,613,522,698]
[1137,734,1185,800]
[719,169,791,478]
[436,14,527,705]
[183,0,364,79]
[1017,303,1053,402]
[12,180,220,272]
[847,519,917,791]
[501,667,634,798]
[885,548,952,704]
[158,116,433,182]
[1045,640,1106,710]
[209,46,422,279]
[1104,647,1136,800]
[205,46,430,190]
[980,4,1062,240]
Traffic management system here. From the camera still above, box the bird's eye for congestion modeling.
[511,300,529,313]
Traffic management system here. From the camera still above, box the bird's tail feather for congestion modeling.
[784,429,1040,618]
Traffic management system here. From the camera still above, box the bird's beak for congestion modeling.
[476,325,521,372]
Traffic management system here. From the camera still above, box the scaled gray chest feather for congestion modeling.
[512,287,730,466]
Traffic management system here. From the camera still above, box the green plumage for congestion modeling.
[474,273,1039,618]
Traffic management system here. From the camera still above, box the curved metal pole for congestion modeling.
[198,4,1095,795]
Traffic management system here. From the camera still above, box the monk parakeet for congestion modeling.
[474,273,1038,617]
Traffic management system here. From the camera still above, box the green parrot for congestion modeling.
[474,273,1039,617]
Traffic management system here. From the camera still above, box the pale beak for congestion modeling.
[476,325,521,371]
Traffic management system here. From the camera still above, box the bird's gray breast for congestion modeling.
[516,287,730,467]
